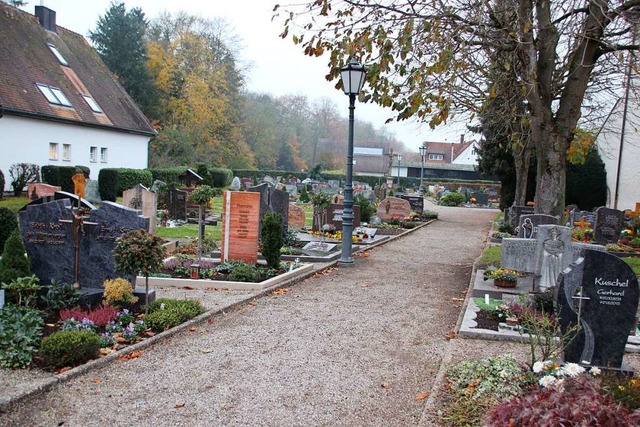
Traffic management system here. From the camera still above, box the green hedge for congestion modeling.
[117,168,153,192]
[149,167,189,186]
[98,169,119,201]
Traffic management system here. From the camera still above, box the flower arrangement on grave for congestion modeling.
[483,267,523,282]
[571,227,593,242]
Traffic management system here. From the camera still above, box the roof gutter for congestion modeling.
[3,108,157,137]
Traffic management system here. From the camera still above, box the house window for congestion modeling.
[82,95,103,113]
[49,142,59,160]
[36,83,72,107]
[428,153,444,161]
[62,144,71,161]
[90,146,97,163]
[47,43,68,66]
[100,147,108,163]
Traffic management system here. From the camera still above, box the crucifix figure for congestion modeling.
[59,208,98,289]
[573,215,592,229]
[571,286,594,364]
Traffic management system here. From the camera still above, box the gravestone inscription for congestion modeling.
[593,206,624,244]
[377,197,411,221]
[507,205,535,228]
[168,184,188,221]
[400,195,424,214]
[288,203,306,229]
[220,191,260,263]
[123,184,158,233]
[557,250,639,370]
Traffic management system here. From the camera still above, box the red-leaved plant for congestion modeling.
[59,305,118,327]
[483,375,640,426]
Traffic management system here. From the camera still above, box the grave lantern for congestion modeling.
[190,263,200,279]
[338,61,367,266]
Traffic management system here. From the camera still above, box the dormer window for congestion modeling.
[47,43,68,66]
[82,95,103,113]
[36,83,72,107]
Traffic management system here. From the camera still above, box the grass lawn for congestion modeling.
[0,196,29,213]
[477,245,501,269]
[622,257,640,276]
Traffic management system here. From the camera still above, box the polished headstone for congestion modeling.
[399,194,424,214]
[594,206,624,244]
[167,184,188,221]
[557,250,639,369]
[516,214,559,239]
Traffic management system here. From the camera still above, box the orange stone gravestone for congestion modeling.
[220,191,260,264]
[377,197,411,221]
[288,203,306,229]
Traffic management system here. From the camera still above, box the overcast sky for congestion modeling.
[31,0,472,152]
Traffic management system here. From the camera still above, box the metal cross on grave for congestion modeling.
[59,208,98,289]
[573,216,592,229]
[572,286,591,325]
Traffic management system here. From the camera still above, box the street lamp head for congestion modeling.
[340,61,366,95]
[419,145,427,157]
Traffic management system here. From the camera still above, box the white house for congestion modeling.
[595,63,640,211]
[0,4,155,192]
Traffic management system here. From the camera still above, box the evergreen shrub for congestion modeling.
[0,206,18,250]
[261,212,283,269]
[0,229,31,285]
[40,330,100,369]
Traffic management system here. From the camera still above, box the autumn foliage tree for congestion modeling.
[276,0,640,216]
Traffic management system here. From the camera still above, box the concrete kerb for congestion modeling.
[0,218,437,412]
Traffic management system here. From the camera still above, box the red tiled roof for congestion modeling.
[0,4,155,136]
[422,140,476,163]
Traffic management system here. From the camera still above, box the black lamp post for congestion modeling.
[338,61,366,266]
[419,145,427,196]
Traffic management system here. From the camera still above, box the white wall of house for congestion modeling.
[1,115,150,192]
[452,142,479,165]
[389,166,407,178]
[596,95,640,211]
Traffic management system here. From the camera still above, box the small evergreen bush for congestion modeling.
[299,186,310,203]
[0,305,43,368]
[261,212,283,269]
[0,169,5,200]
[117,168,153,193]
[439,191,466,206]
[41,165,77,193]
[0,229,31,285]
[0,206,18,250]
[354,194,375,223]
[228,263,261,282]
[40,330,100,369]
[144,298,205,331]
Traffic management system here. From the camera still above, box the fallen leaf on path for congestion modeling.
[451,298,464,302]
[55,366,71,374]
[189,327,197,332]
[161,338,170,345]
[144,331,156,337]
[175,402,185,408]
[90,378,102,384]
[416,391,429,400]
[200,349,214,354]
[272,288,290,295]
[248,300,257,306]
[380,382,389,389]
[444,331,458,340]
[182,286,194,290]
[361,284,370,288]
[208,318,215,324]
[118,350,143,362]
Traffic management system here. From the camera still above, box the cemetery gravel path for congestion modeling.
[2,203,531,427]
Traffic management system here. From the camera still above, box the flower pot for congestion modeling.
[493,279,517,288]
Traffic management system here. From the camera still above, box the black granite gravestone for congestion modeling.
[248,183,289,236]
[399,195,424,213]
[507,205,535,228]
[557,250,639,370]
[168,184,187,221]
[571,210,596,227]
[20,199,148,290]
[594,206,624,244]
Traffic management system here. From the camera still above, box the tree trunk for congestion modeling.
[533,127,567,217]
[512,143,532,206]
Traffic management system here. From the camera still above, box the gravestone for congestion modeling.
[302,242,337,253]
[168,184,187,221]
[501,239,538,273]
[593,206,624,244]
[231,176,241,191]
[400,194,424,214]
[471,192,489,206]
[28,183,61,199]
[377,197,411,221]
[123,184,158,233]
[557,250,639,370]
[261,176,276,187]
[19,199,148,290]
[241,178,254,190]
[325,204,361,231]
[506,205,535,228]
[84,180,101,204]
[178,169,203,188]
[19,191,93,213]
[248,183,289,235]
[571,210,596,227]
[220,191,260,263]
[284,185,298,197]
[516,214,559,239]
[288,203,306,229]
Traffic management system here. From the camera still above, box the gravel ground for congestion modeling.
[1,203,534,426]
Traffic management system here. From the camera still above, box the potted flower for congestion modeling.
[483,267,523,288]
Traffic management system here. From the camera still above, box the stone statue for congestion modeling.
[539,227,565,291]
